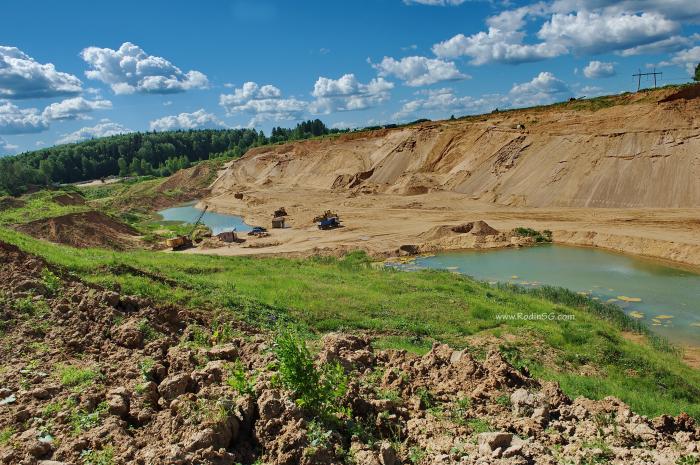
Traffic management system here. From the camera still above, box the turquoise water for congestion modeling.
[157,203,252,235]
[402,245,700,345]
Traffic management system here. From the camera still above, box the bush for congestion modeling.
[513,227,552,243]
[273,329,349,419]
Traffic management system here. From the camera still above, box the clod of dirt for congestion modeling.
[15,211,140,250]
[0,196,26,210]
[51,192,86,206]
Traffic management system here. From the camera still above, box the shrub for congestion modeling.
[273,328,349,419]
[513,227,552,243]
[81,445,115,465]
[226,360,256,396]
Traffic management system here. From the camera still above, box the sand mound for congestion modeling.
[214,88,700,208]
[16,211,140,249]
[421,220,500,241]
[158,162,214,193]
[52,192,86,206]
[0,196,25,210]
[658,84,700,103]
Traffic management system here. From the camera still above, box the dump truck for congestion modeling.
[273,207,288,217]
[166,205,209,251]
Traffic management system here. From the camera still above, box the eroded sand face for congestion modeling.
[189,88,700,267]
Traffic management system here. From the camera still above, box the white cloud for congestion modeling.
[310,74,394,113]
[538,10,678,54]
[660,46,700,74]
[0,136,18,155]
[403,0,467,5]
[42,97,112,121]
[81,42,208,95]
[150,109,227,131]
[583,60,616,78]
[394,71,573,121]
[0,46,82,100]
[371,56,469,86]
[509,71,573,107]
[219,82,306,126]
[432,2,689,65]
[57,121,131,144]
[394,87,504,120]
[0,100,48,134]
[619,34,699,56]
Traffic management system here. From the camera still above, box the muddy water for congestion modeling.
[157,203,252,235]
[405,245,700,346]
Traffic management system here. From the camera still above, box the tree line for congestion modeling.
[0,119,346,196]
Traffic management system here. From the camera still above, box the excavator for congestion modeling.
[165,205,209,251]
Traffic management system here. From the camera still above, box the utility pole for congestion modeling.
[632,68,663,91]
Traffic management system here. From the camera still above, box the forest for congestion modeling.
[0,119,345,196]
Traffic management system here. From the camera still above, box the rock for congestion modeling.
[103,291,120,307]
[107,387,130,418]
[379,441,399,465]
[478,432,513,457]
[113,319,144,349]
[257,390,284,421]
[158,373,191,403]
[318,333,375,371]
[354,449,381,465]
[205,343,238,361]
[27,439,52,458]
[502,435,526,458]
[191,360,225,387]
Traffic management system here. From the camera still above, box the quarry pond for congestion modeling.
[397,245,700,346]
[157,203,252,235]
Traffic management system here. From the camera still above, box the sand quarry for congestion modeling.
[188,87,700,267]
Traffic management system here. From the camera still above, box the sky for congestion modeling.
[1,0,700,155]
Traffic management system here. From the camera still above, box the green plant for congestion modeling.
[58,365,100,389]
[273,328,349,419]
[71,402,108,434]
[81,445,115,465]
[226,360,256,396]
[678,455,699,465]
[466,418,492,434]
[495,394,512,408]
[0,426,15,445]
[306,419,332,450]
[138,357,156,381]
[409,446,426,464]
[14,296,50,317]
[137,318,159,342]
[41,268,62,296]
[513,227,552,243]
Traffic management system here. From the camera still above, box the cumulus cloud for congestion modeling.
[219,82,306,126]
[583,60,616,78]
[538,10,678,54]
[310,74,394,113]
[394,72,572,120]
[0,45,82,100]
[0,100,48,134]
[371,56,469,86]
[57,121,131,144]
[150,109,227,131]
[0,136,18,155]
[403,0,467,5]
[432,2,689,65]
[42,97,112,121]
[509,71,573,107]
[660,46,700,74]
[394,88,504,120]
[81,42,208,95]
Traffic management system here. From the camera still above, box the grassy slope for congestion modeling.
[1,227,698,420]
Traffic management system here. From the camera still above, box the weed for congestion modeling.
[14,296,50,317]
[41,268,62,296]
[449,397,471,425]
[58,365,100,389]
[71,402,108,434]
[677,456,699,465]
[226,360,256,396]
[0,426,15,445]
[306,419,333,452]
[409,446,426,464]
[80,445,115,465]
[495,394,512,408]
[137,318,159,342]
[416,387,436,409]
[138,357,156,381]
[467,418,492,434]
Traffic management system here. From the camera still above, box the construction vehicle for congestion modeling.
[273,207,288,217]
[318,216,341,230]
[313,210,339,222]
[166,205,209,251]
[248,226,270,238]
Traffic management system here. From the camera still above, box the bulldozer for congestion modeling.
[165,205,209,251]
[313,210,339,222]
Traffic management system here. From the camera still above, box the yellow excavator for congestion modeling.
[165,205,208,251]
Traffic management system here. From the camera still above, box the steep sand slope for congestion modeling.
[214,89,700,209]
[203,88,700,266]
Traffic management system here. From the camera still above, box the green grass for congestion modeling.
[1,226,699,419]
[0,190,91,225]
[57,365,100,389]
[0,426,15,446]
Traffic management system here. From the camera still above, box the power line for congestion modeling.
[632,68,663,91]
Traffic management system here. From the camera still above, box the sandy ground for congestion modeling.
[188,187,700,270]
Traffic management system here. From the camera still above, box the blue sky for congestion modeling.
[1,0,699,155]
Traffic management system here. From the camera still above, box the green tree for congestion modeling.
[694,63,700,82]
[117,157,128,177]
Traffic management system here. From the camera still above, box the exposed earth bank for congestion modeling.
[197,87,700,267]
[0,241,699,465]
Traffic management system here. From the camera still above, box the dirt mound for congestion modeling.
[420,220,500,241]
[0,196,25,210]
[15,211,140,250]
[659,84,700,103]
[0,241,697,465]
[52,192,86,206]
[158,162,215,194]
[214,88,700,208]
